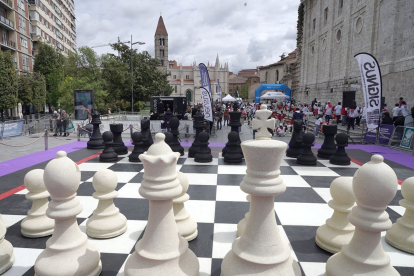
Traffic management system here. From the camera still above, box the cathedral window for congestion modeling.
[159,38,162,45]
[175,86,177,93]
[313,18,316,30]
[162,38,165,45]
[276,70,279,82]
[161,60,164,66]
[186,75,189,80]
[339,0,343,9]
[324,8,328,23]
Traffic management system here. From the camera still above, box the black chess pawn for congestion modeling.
[223,131,243,163]
[110,124,128,155]
[129,132,145,162]
[141,119,153,152]
[329,133,351,165]
[286,119,303,158]
[189,113,205,158]
[164,132,174,149]
[297,132,317,165]
[170,116,184,156]
[318,125,337,159]
[100,131,118,162]
[87,111,104,149]
[194,132,213,163]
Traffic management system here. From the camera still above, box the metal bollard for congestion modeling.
[77,125,80,141]
[45,129,49,151]
[130,124,133,142]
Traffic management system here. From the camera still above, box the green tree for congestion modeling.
[0,50,18,121]
[32,72,47,114]
[279,52,287,61]
[33,41,65,107]
[18,74,33,108]
[241,83,249,99]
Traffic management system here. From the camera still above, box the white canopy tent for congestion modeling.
[222,94,237,102]
[260,92,289,99]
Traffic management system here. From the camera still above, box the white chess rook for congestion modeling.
[221,138,301,276]
[316,177,356,253]
[386,177,414,254]
[252,104,275,140]
[325,155,400,276]
[174,171,198,241]
[125,133,199,276]
[34,151,102,276]
[21,169,54,238]
[86,169,127,239]
[0,214,14,274]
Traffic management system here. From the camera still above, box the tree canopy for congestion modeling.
[0,50,18,120]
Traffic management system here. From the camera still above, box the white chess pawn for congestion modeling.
[35,151,102,276]
[174,172,198,241]
[325,155,400,276]
[86,169,127,239]
[21,169,54,238]
[316,177,356,253]
[0,214,14,274]
[386,177,414,254]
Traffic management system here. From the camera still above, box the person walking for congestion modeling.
[334,102,342,124]
[392,103,401,122]
[341,106,348,126]
[224,109,229,126]
[324,101,333,123]
[215,108,223,130]
[164,108,173,132]
[347,108,356,132]
[52,111,60,137]
[60,110,70,137]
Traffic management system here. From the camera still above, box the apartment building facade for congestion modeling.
[0,0,33,73]
[29,0,76,56]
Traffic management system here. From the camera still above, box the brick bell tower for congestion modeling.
[154,16,168,72]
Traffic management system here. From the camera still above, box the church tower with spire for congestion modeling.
[154,16,168,72]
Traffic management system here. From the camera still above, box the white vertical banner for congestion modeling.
[354,53,382,130]
[200,87,213,122]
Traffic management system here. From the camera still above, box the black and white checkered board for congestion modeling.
[1,151,413,276]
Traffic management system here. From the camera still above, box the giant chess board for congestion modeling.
[0,149,413,276]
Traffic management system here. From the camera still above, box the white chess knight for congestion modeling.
[125,133,199,276]
[386,177,414,254]
[173,171,198,241]
[0,214,14,274]
[252,104,275,140]
[35,151,102,276]
[221,136,301,275]
[325,155,400,276]
[21,169,54,238]
[316,177,356,253]
[86,169,127,239]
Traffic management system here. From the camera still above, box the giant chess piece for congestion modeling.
[0,214,14,274]
[125,133,199,276]
[174,172,198,241]
[100,131,118,162]
[236,195,250,237]
[140,119,153,152]
[170,116,184,156]
[110,124,128,155]
[325,155,399,276]
[286,119,303,158]
[35,151,102,276]
[87,111,104,149]
[129,132,145,162]
[252,104,275,140]
[86,169,127,239]
[21,169,54,238]
[223,132,243,163]
[316,177,356,253]
[228,106,242,144]
[194,132,213,163]
[385,177,414,254]
[188,112,205,158]
[317,125,337,159]
[330,133,351,165]
[297,132,317,165]
[221,139,301,276]
[164,132,174,149]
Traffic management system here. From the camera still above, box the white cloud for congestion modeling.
[75,0,300,73]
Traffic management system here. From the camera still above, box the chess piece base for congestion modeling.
[0,239,14,274]
[113,146,128,156]
[329,154,351,165]
[315,226,354,254]
[35,261,102,276]
[286,148,302,158]
[86,217,127,239]
[385,214,414,254]
[125,249,199,276]
[296,154,317,165]
[21,228,53,239]
[21,212,54,238]
[99,154,118,162]
[87,138,104,149]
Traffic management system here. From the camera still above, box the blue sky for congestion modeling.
[75,0,300,73]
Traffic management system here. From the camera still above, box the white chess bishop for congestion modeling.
[386,176,414,254]
[86,169,127,239]
[221,107,301,275]
[21,169,54,238]
[125,133,199,276]
[316,177,356,253]
[34,151,102,276]
[174,171,198,241]
[325,155,400,276]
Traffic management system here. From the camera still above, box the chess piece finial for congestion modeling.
[252,104,275,140]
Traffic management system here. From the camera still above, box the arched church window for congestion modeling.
[276,70,279,82]
[159,38,162,45]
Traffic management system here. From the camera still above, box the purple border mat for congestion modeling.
[0,141,88,177]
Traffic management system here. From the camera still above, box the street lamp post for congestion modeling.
[130,35,145,113]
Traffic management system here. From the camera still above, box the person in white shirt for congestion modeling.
[334,102,342,124]
[347,108,357,131]
[277,124,285,137]
[392,103,401,121]
[360,103,366,129]
[325,101,333,123]
[400,101,409,116]
[315,115,323,137]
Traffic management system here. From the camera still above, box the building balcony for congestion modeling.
[0,37,16,50]
[0,0,13,9]
[0,14,14,30]
[28,0,39,5]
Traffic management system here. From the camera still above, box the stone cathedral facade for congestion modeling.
[154,16,229,104]
[296,0,414,106]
